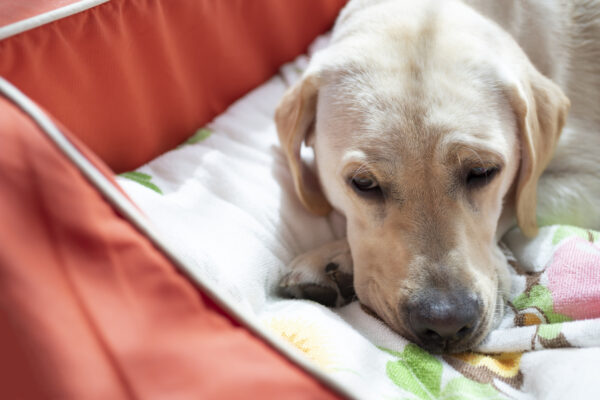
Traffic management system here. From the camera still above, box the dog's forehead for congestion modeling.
[312,0,521,141]
[313,0,518,167]
[317,64,512,165]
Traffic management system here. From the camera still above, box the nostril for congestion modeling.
[457,324,472,338]
[423,329,442,341]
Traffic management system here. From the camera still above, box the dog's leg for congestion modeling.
[280,239,354,307]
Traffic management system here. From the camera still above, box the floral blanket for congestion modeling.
[117,37,600,400]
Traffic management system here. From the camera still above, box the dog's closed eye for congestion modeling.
[465,166,501,189]
[349,173,384,199]
[352,175,377,190]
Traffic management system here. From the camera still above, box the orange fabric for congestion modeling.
[0,0,347,172]
[0,95,342,399]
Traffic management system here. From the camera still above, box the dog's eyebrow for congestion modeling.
[341,150,395,168]
[339,151,398,188]
[444,141,506,167]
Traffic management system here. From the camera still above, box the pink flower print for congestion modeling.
[546,237,600,320]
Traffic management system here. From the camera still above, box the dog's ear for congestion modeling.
[507,65,570,237]
[275,75,332,215]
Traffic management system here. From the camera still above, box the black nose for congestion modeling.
[407,289,480,350]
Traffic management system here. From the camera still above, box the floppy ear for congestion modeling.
[275,76,332,215]
[507,65,570,237]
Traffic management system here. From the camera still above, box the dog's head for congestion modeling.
[276,0,569,353]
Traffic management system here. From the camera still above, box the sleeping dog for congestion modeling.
[276,0,600,353]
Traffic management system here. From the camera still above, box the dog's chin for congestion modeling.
[361,286,507,354]
[416,320,497,354]
[419,340,473,355]
[364,293,507,354]
[362,306,479,354]
[414,320,490,355]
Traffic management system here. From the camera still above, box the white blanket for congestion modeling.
[117,37,600,400]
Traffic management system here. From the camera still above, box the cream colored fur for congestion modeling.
[276,0,600,352]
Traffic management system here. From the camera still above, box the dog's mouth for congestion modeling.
[406,319,487,355]
[360,289,505,354]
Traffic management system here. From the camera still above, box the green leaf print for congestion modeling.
[182,127,212,145]
[537,323,563,340]
[552,225,600,245]
[512,285,571,323]
[403,344,442,397]
[381,344,504,400]
[441,377,505,400]
[387,359,434,400]
[120,171,163,194]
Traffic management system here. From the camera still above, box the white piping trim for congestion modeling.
[0,77,355,400]
[0,0,110,41]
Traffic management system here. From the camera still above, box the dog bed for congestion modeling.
[115,36,600,399]
[2,1,599,399]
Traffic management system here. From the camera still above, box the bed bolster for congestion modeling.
[0,91,343,399]
[0,0,347,172]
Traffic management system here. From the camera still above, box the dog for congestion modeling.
[276,0,600,353]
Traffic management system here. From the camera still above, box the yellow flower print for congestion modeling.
[266,316,335,371]
[444,352,523,389]
[451,352,522,379]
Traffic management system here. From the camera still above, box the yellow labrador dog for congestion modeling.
[276,0,600,353]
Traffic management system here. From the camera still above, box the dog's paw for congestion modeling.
[279,239,355,307]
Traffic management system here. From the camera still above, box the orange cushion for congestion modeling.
[0,95,342,399]
[0,0,346,172]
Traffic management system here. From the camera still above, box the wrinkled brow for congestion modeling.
[442,140,507,168]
